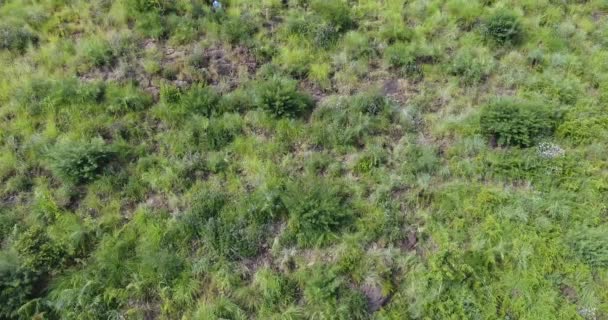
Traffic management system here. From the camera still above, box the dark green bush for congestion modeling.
[222,13,258,45]
[182,85,222,117]
[569,226,608,268]
[310,0,354,33]
[15,227,65,273]
[81,38,115,68]
[49,141,116,184]
[351,91,391,116]
[255,77,314,118]
[283,178,353,247]
[449,49,493,85]
[385,42,415,68]
[125,0,175,14]
[107,84,153,114]
[479,99,556,147]
[484,10,523,45]
[0,255,37,319]
[0,23,38,52]
[205,114,243,150]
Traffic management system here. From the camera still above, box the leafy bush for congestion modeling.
[107,83,153,114]
[0,23,38,52]
[569,226,608,268]
[283,178,353,247]
[310,0,354,33]
[49,141,116,184]
[479,99,556,147]
[80,37,115,68]
[351,91,391,116]
[15,227,65,273]
[298,265,369,319]
[484,10,523,45]
[0,254,37,319]
[204,114,243,150]
[222,14,258,45]
[125,0,175,14]
[449,48,494,85]
[182,85,222,117]
[384,42,415,68]
[255,77,314,118]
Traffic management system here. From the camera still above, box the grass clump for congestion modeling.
[255,77,314,118]
[480,99,556,147]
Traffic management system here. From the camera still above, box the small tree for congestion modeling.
[480,99,555,147]
[49,141,116,184]
[255,77,314,118]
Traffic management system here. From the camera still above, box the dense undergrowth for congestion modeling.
[0,0,607,319]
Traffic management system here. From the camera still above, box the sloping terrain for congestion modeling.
[0,0,607,319]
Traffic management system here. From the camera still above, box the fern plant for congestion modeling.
[49,141,116,184]
[480,99,556,147]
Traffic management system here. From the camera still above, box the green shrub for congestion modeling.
[16,78,106,115]
[255,77,314,118]
[479,99,556,147]
[449,48,494,85]
[222,13,258,45]
[569,226,608,268]
[484,10,523,45]
[0,254,37,319]
[298,265,369,319]
[351,91,391,116]
[49,141,116,184]
[0,23,38,52]
[283,178,353,247]
[204,114,243,150]
[125,0,175,14]
[182,85,222,117]
[385,42,415,68]
[80,37,115,68]
[107,83,153,114]
[15,226,65,273]
[253,268,297,311]
[310,0,354,33]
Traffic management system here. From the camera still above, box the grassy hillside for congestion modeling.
[1,0,607,319]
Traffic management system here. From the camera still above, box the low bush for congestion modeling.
[283,178,353,247]
[0,254,38,319]
[0,23,38,52]
[79,37,115,68]
[310,0,354,33]
[484,10,523,46]
[222,13,258,45]
[49,140,116,184]
[255,77,314,118]
[182,85,222,117]
[15,226,65,273]
[449,48,494,85]
[479,99,556,147]
[107,83,153,114]
[204,114,243,150]
[569,226,608,268]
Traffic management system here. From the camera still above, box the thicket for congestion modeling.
[479,99,557,147]
[48,141,116,184]
[484,10,523,45]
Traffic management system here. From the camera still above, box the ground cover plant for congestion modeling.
[0,0,607,319]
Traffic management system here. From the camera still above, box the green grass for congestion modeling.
[0,0,607,319]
